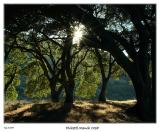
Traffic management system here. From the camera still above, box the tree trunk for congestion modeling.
[64,82,74,103]
[127,64,154,122]
[98,78,108,102]
[50,85,63,102]
[49,79,60,102]
[130,80,153,122]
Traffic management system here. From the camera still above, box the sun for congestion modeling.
[72,24,85,44]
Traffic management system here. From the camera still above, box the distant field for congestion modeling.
[104,79,136,101]
[4,100,141,123]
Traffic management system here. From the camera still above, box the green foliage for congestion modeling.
[5,64,17,80]
[75,67,100,99]
[5,86,18,101]
[5,63,20,101]
[5,48,28,101]
[25,77,51,98]
[7,48,28,65]
[24,60,50,99]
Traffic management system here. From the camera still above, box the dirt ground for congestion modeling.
[4,100,141,123]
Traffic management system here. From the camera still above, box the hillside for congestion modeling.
[4,100,141,123]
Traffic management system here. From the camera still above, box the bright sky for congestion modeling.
[72,24,85,44]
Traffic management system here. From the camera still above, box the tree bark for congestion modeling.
[61,36,75,103]
[64,81,75,103]
[126,62,154,122]
[50,84,63,102]
[49,79,57,102]
[98,78,108,102]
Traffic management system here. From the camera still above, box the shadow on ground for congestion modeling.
[4,100,141,123]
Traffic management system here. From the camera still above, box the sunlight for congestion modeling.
[123,50,128,56]
[72,24,85,44]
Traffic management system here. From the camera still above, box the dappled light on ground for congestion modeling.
[4,100,141,123]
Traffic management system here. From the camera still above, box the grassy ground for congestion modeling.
[4,100,141,123]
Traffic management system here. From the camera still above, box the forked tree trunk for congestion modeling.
[95,49,113,102]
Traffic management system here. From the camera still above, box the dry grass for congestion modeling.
[4,100,141,123]
[5,104,33,116]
